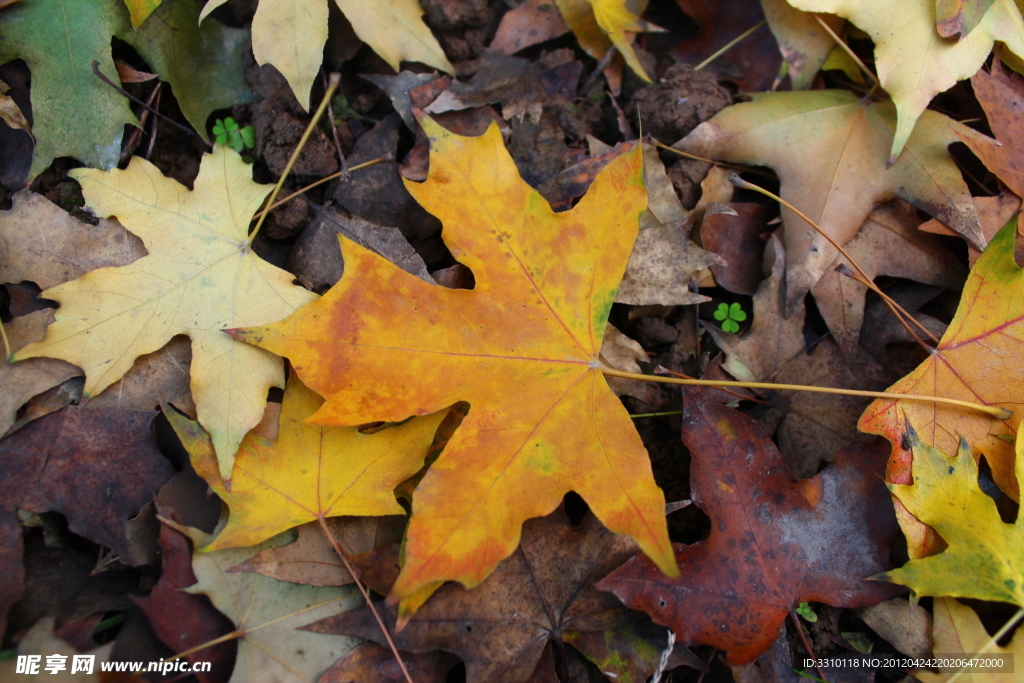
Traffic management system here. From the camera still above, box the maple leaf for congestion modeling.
[554,0,656,82]
[676,90,983,312]
[186,531,362,683]
[598,388,902,664]
[0,0,252,178]
[306,508,669,683]
[0,406,173,636]
[787,0,1024,161]
[860,219,1024,556]
[955,64,1024,200]
[199,0,452,111]
[881,428,1024,608]
[233,118,677,602]
[919,597,1020,683]
[166,375,445,551]
[13,147,317,481]
[761,0,845,90]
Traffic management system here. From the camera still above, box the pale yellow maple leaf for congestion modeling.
[200,0,452,110]
[787,0,1024,161]
[14,147,317,482]
[919,598,1019,683]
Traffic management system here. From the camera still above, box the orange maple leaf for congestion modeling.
[859,219,1024,556]
[232,118,677,601]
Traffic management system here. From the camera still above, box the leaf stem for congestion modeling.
[694,20,767,72]
[0,320,10,362]
[317,516,414,683]
[248,73,341,245]
[728,174,940,346]
[790,609,829,683]
[599,366,1013,419]
[812,15,878,86]
[630,410,683,418]
[250,154,392,220]
[651,140,774,178]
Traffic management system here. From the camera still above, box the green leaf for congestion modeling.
[240,125,255,149]
[212,119,227,138]
[796,601,818,622]
[714,303,729,321]
[0,0,253,179]
[729,302,747,322]
[722,319,740,334]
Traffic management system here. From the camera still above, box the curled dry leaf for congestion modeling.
[599,388,902,664]
[955,64,1024,200]
[233,119,677,603]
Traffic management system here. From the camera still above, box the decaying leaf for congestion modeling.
[811,200,966,356]
[0,406,173,635]
[167,375,445,552]
[306,508,669,683]
[14,147,318,482]
[0,81,30,135]
[321,642,458,683]
[676,90,983,312]
[187,532,362,683]
[133,522,236,682]
[600,323,660,406]
[919,193,1021,266]
[787,0,1024,160]
[490,0,571,54]
[761,0,845,90]
[860,219,1024,550]
[599,389,902,664]
[234,118,677,604]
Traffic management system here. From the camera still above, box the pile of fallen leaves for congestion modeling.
[1,0,1023,680]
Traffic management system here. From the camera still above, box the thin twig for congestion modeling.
[652,140,775,178]
[249,73,341,244]
[813,15,877,85]
[580,45,618,96]
[250,154,392,220]
[599,366,1013,419]
[730,175,940,344]
[790,610,829,683]
[143,86,162,160]
[694,20,767,72]
[322,71,349,177]
[121,80,162,164]
[91,62,208,144]
[318,517,414,683]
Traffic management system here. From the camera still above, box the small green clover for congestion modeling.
[212,117,255,154]
[796,601,818,623]
[713,302,747,333]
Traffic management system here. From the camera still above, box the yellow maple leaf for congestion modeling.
[233,117,677,602]
[167,375,446,552]
[14,147,317,482]
[787,0,1024,162]
[881,427,1024,607]
[555,0,655,82]
[200,0,452,110]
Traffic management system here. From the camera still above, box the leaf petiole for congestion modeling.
[600,366,1013,420]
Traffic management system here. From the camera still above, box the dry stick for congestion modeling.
[790,610,829,683]
[812,14,877,85]
[248,73,341,245]
[946,607,1024,683]
[250,154,392,220]
[91,62,208,145]
[693,20,767,72]
[317,516,415,683]
[833,264,936,350]
[144,86,163,160]
[321,71,349,177]
[599,366,1013,419]
[579,45,618,96]
[729,175,940,346]
[120,80,162,164]
[0,320,11,361]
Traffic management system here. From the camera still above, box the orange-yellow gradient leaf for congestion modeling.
[233,117,676,602]
[860,218,1024,555]
[166,375,446,552]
